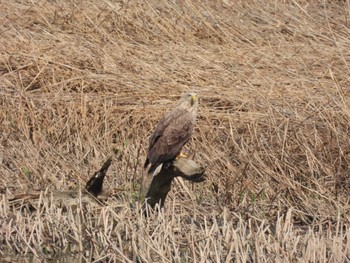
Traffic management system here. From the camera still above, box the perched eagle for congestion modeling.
[144,92,199,174]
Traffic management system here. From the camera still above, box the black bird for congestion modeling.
[85,157,112,197]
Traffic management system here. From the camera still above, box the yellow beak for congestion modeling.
[191,94,197,105]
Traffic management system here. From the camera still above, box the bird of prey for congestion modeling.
[144,92,199,174]
[85,157,112,197]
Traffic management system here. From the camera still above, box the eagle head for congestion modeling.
[179,92,199,113]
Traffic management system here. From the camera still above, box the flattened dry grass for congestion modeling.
[1,0,350,261]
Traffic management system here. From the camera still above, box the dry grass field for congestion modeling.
[1,0,350,262]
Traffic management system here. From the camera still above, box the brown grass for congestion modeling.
[1,0,350,261]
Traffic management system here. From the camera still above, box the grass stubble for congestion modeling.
[0,0,350,262]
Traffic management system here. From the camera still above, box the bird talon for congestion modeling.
[176,151,188,160]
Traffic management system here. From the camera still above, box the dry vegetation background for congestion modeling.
[1,0,350,262]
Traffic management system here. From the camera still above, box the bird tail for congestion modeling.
[145,161,163,176]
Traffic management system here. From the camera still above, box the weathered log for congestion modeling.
[141,158,205,210]
[8,157,113,210]
[7,189,106,213]
[8,157,205,213]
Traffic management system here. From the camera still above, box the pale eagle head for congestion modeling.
[178,92,199,115]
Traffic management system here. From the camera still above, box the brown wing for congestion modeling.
[145,108,194,172]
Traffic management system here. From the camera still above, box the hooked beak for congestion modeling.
[191,94,197,106]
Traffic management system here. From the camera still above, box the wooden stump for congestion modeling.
[140,158,205,210]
